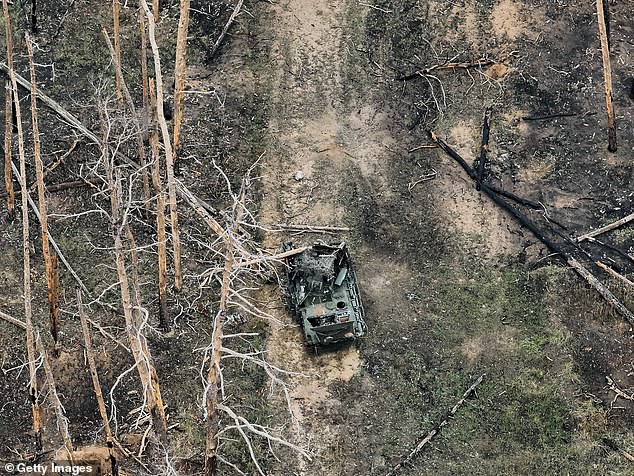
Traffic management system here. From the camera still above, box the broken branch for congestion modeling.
[385,374,485,476]
[576,213,634,242]
[206,0,244,63]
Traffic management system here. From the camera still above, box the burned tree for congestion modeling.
[26,33,61,352]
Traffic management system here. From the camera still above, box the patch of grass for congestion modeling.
[611,227,634,245]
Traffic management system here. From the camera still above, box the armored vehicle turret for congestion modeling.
[284,241,366,346]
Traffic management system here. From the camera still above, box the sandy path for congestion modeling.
[257,0,368,472]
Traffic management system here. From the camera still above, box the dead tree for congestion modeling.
[113,0,123,102]
[101,26,151,213]
[138,1,150,129]
[100,100,168,443]
[0,59,234,250]
[77,290,119,475]
[204,227,236,476]
[141,0,183,292]
[27,33,61,352]
[576,212,634,242]
[475,107,491,191]
[4,80,14,217]
[30,0,37,33]
[207,0,245,63]
[173,0,190,168]
[3,0,42,448]
[431,131,634,326]
[385,375,485,476]
[596,0,617,152]
[200,173,311,475]
[36,331,75,459]
[150,79,169,331]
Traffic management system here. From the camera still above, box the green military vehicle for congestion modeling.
[283,241,366,346]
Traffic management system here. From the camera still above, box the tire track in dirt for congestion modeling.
[256,0,374,473]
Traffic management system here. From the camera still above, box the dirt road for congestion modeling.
[259,1,372,471]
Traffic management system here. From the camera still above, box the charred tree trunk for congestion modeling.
[30,0,37,33]
[149,79,170,331]
[142,0,183,291]
[27,34,60,353]
[475,108,491,191]
[431,131,634,325]
[3,0,42,447]
[77,290,119,476]
[113,0,122,101]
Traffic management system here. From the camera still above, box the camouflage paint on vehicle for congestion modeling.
[284,241,366,346]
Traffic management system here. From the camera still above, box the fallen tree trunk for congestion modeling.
[0,309,27,329]
[1,177,100,199]
[595,261,634,288]
[430,131,541,209]
[385,374,485,476]
[602,438,634,463]
[521,112,576,121]
[475,107,491,191]
[430,131,634,326]
[397,57,504,81]
[274,223,351,232]
[576,213,634,242]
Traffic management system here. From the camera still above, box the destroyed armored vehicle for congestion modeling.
[284,241,366,346]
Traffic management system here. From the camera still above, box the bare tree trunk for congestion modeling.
[141,0,183,292]
[153,0,159,22]
[36,332,74,458]
[205,192,245,475]
[30,0,37,33]
[138,2,150,131]
[101,28,150,213]
[149,79,169,331]
[173,0,190,169]
[205,253,232,476]
[111,172,168,441]
[77,290,119,476]
[3,80,14,218]
[100,103,168,441]
[206,0,244,63]
[596,0,617,152]
[48,254,60,353]
[113,0,123,102]
[27,34,60,353]
[101,27,151,214]
[3,0,42,449]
